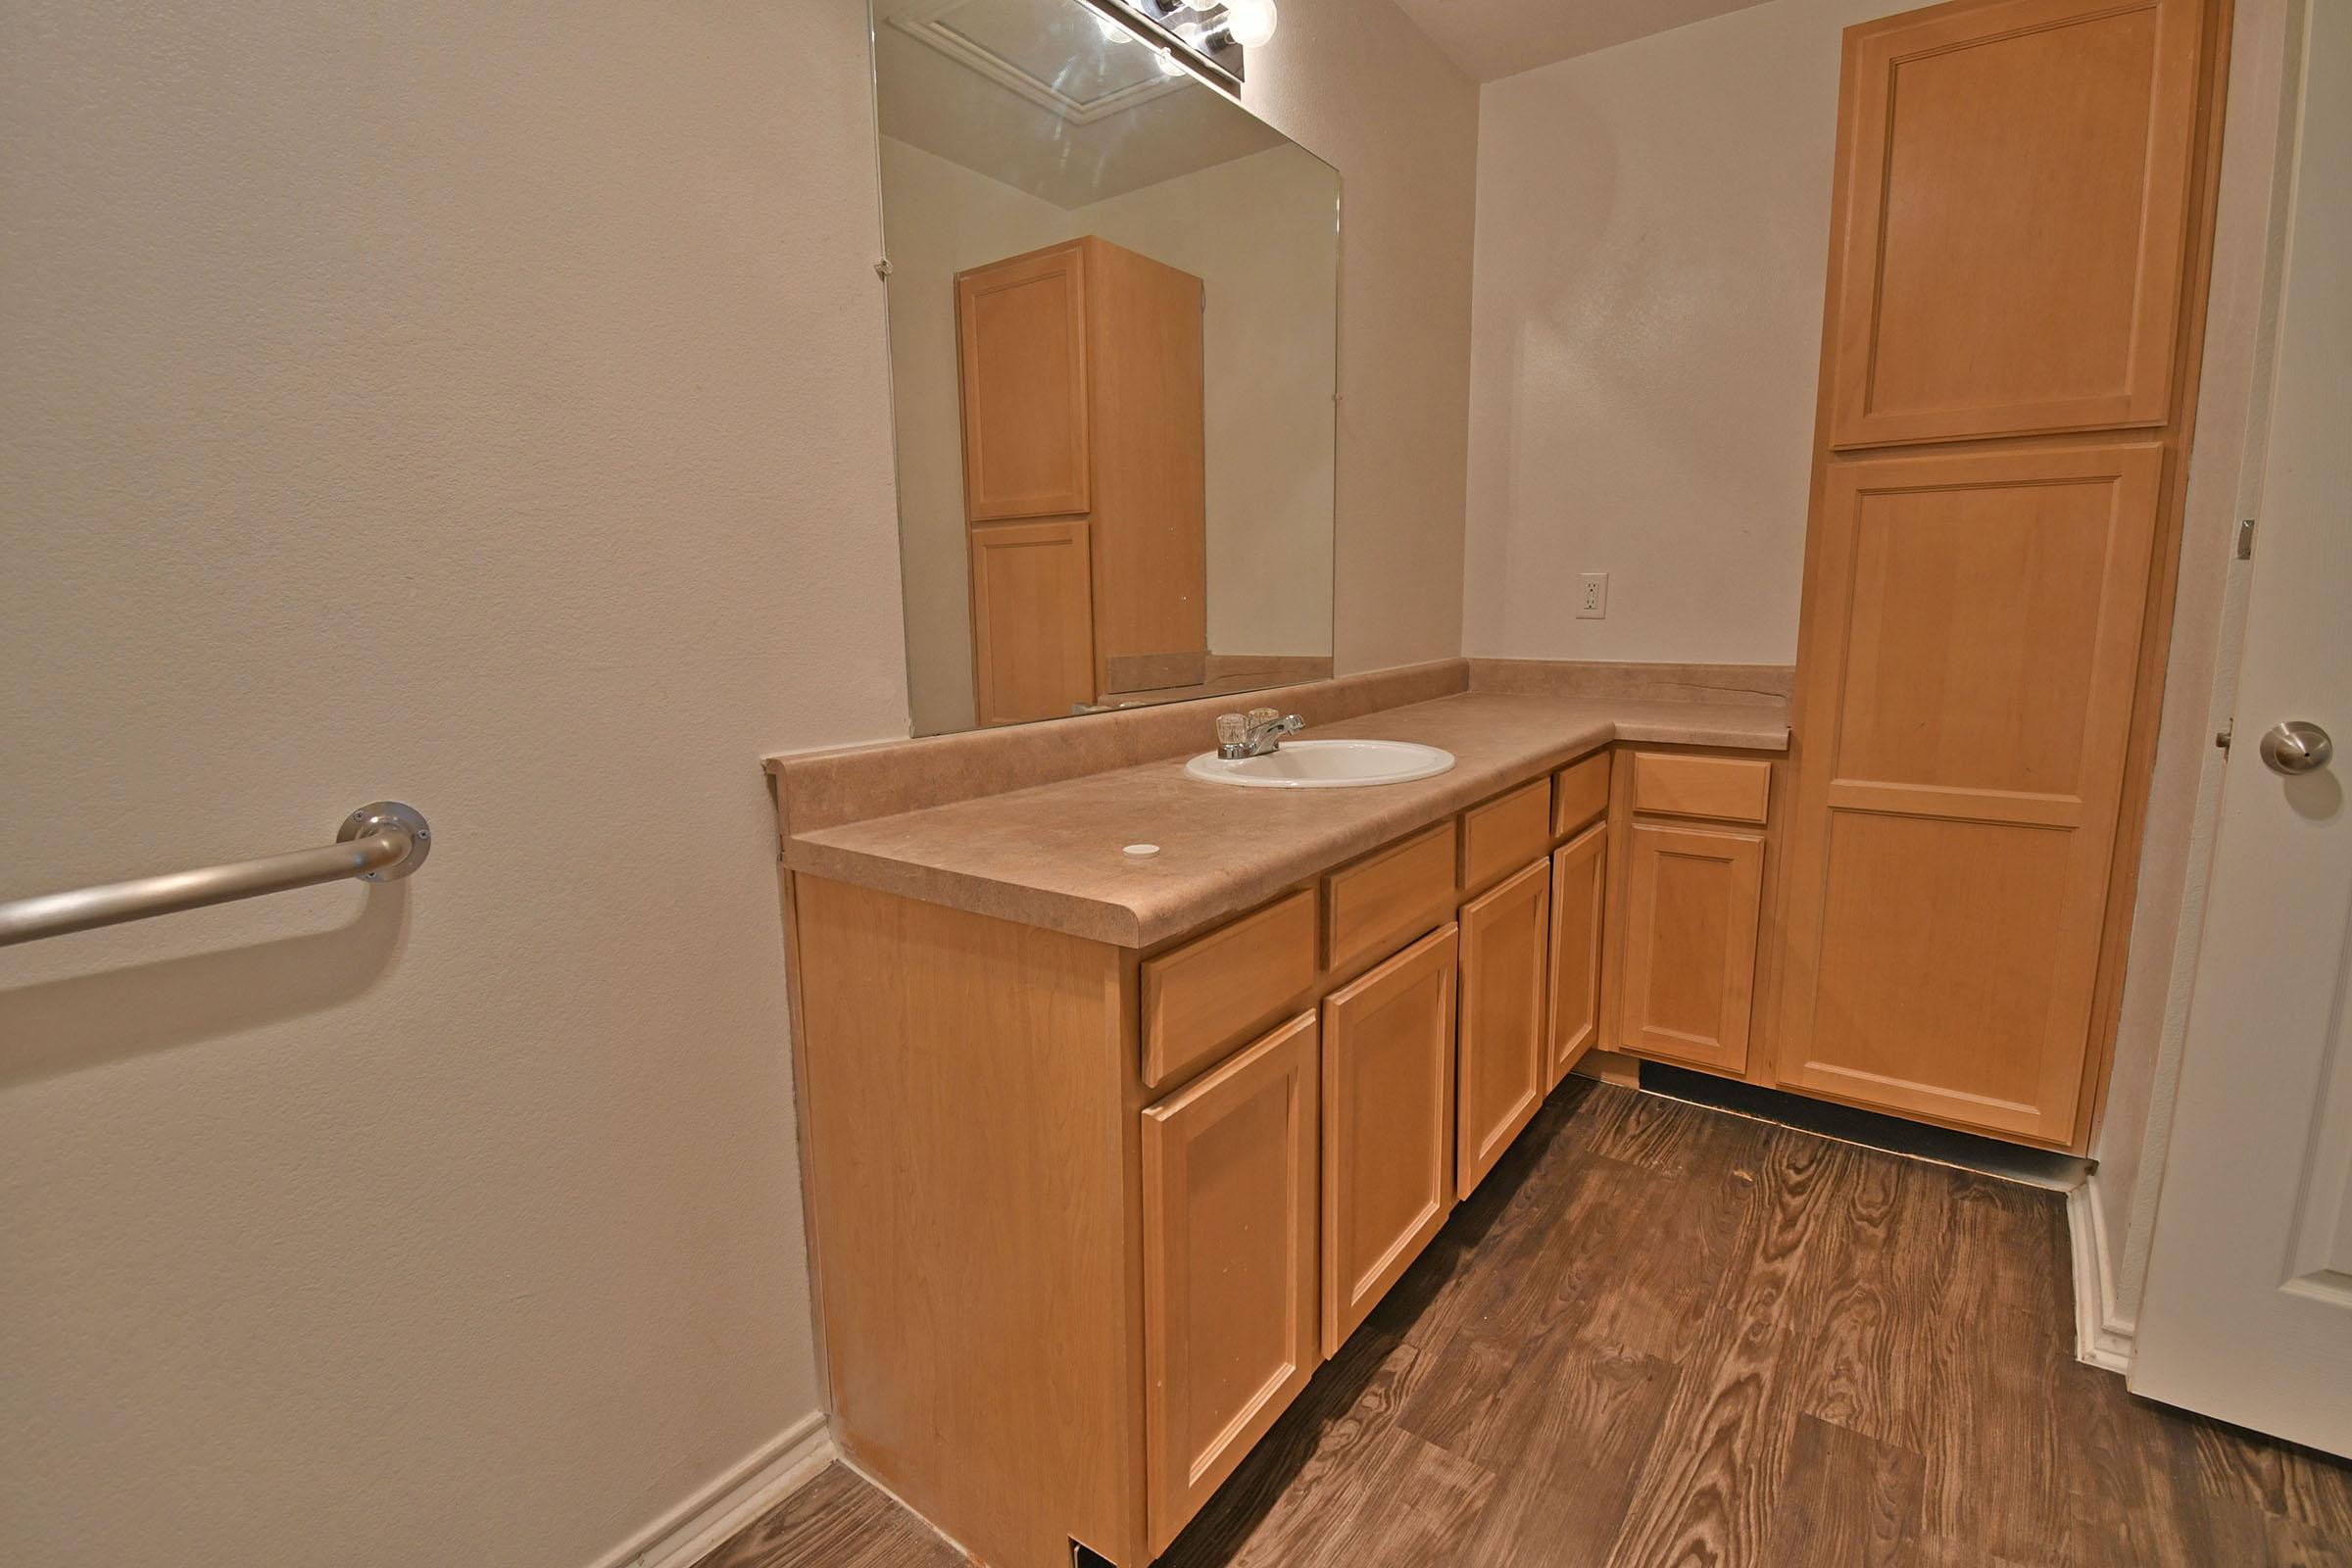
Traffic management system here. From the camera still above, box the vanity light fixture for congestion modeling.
[1082,0,1272,92]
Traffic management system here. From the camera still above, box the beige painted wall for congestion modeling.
[1244,0,1479,673]
[1077,146,1340,663]
[881,137,1066,736]
[0,2,907,1564]
[0,0,1477,1562]
[1458,0,1891,663]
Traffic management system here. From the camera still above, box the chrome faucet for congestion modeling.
[1217,707,1305,760]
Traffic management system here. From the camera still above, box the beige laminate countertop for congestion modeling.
[784,691,1789,949]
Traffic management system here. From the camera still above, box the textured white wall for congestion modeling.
[0,0,1479,1562]
[1075,146,1340,664]
[1459,0,1890,664]
[879,137,1067,737]
[1244,0,1480,674]
[0,2,906,1564]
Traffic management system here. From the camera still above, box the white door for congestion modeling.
[2131,0,2352,1456]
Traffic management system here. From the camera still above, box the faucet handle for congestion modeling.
[1215,712,1248,748]
[1247,707,1280,727]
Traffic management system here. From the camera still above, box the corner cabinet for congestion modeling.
[1609,751,1772,1077]
[783,741,1652,1566]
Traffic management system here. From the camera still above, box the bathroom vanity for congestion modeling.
[768,669,1788,1567]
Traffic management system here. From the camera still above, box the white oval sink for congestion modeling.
[1184,739,1456,789]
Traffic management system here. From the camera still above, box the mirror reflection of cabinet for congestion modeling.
[956,236,1206,725]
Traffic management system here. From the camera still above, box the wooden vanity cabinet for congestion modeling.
[785,747,1656,1564]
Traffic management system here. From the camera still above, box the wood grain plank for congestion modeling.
[703,1083,2352,1568]
[1765,1414,1923,1568]
[697,1464,963,1568]
[1602,1129,1857,1568]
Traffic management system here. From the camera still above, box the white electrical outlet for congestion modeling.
[1576,571,1609,619]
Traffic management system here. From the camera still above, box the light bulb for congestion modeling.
[1220,0,1276,47]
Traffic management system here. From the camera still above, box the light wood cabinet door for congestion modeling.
[1547,822,1606,1090]
[1320,924,1456,1358]
[967,520,1095,727]
[1086,238,1208,698]
[956,242,1090,520]
[1142,1010,1319,1554]
[1456,857,1549,1199]
[1618,822,1763,1074]
[1824,0,2208,447]
[1774,443,2165,1143]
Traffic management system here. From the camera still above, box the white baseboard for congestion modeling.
[588,1408,837,1568]
[2067,1177,2138,1373]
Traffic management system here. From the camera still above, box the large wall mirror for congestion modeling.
[870,0,1340,735]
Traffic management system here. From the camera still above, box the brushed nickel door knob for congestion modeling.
[2259,720,2333,775]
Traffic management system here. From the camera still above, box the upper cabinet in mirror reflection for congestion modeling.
[872,0,1339,735]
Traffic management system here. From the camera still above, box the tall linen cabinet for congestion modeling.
[1771,0,2232,1148]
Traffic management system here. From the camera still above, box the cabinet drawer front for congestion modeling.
[1632,752,1771,824]
[1321,924,1457,1357]
[1142,890,1318,1091]
[1143,1011,1320,1553]
[1461,778,1552,892]
[1456,856,1551,1200]
[1552,751,1610,836]
[1325,822,1456,980]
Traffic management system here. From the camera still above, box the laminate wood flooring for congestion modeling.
[699,1083,2352,1568]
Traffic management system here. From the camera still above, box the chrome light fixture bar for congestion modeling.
[1078,0,1278,92]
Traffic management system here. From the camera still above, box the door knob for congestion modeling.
[2258,720,2333,775]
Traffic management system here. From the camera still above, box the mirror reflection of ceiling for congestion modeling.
[874,0,1288,207]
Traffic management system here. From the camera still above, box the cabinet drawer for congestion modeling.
[1324,822,1456,980]
[1460,778,1552,892]
[1142,889,1318,1091]
[1553,751,1610,836]
[1631,752,1770,824]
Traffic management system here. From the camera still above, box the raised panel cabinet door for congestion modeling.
[1320,924,1458,1358]
[1086,238,1209,699]
[1617,822,1763,1075]
[956,241,1091,519]
[1824,0,2210,446]
[1142,1010,1319,1555]
[1775,443,2165,1143]
[967,520,1095,727]
[1456,857,1550,1200]
[1547,821,1607,1090]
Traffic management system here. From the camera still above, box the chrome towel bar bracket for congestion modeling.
[0,800,431,949]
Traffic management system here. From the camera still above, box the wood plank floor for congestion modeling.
[700,1082,2352,1568]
